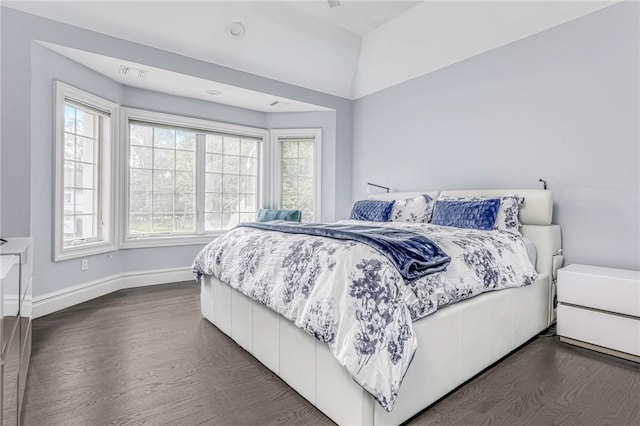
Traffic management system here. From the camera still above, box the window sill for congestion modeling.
[54,241,116,262]
[119,233,223,249]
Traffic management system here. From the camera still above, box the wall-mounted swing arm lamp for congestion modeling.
[539,179,548,190]
[367,182,390,194]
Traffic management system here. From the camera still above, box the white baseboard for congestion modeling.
[33,267,194,319]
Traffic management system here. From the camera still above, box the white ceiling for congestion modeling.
[286,1,422,37]
[4,1,620,101]
[354,0,621,98]
[39,41,332,113]
[4,0,419,99]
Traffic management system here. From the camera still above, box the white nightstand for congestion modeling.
[557,264,640,363]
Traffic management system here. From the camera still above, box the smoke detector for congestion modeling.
[119,65,148,79]
[227,22,246,39]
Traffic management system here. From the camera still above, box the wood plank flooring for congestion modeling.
[22,282,640,425]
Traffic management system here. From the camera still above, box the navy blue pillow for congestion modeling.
[432,199,500,230]
[349,199,394,222]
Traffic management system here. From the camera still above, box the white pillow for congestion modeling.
[390,195,435,223]
[437,194,524,234]
[495,195,525,234]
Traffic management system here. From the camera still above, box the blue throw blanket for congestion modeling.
[237,221,451,281]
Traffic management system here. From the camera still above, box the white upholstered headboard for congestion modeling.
[369,190,561,276]
[369,189,552,226]
[369,189,562,325]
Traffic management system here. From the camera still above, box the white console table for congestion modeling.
[557,264,640,363]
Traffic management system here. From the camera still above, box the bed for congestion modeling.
[196,189,562,426]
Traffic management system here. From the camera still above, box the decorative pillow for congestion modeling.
[390,194,435,223]
[256,208,302,222]
[349,199,394,222]
[439,195,524,234]
[432,199,500,230]
[494,195,525,233]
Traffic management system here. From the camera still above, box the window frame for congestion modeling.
[119,108,269,248]
[53,81,118,261]
[270,128,322,223]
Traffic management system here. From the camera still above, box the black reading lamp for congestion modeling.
[367,182,390,194]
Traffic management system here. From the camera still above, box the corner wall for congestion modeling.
[29,44,269,296]
[352,2,639,270]
[1,7,352,297]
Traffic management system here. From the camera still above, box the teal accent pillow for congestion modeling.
[256,209,302,222]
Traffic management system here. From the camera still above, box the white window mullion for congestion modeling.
[171,132,177,233]
[258,138,268,210]
[96,115,103,238]
[150,127,156,234]
[270,131,282,210]
[196,133,206,234]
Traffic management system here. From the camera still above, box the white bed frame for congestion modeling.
[200,189,562,425]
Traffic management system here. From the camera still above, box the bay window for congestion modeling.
[55,86,322,254]
[121,109,267,247]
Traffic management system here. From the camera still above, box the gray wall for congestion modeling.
[352,2,639,270]
[29,44,271,296]
[2,7,352,296]
[3,3,638,300]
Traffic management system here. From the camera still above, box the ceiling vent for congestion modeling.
[327,0,341,8]
[269,101,290,108]
[119,65,148,79]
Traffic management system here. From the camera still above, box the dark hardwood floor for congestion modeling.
[23,282,640,426]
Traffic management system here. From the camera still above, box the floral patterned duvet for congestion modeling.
[192,220,537,412]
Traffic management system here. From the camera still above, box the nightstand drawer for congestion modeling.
[557,304,640,357]
[557,265,640,317]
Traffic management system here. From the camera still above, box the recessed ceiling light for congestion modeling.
[205,89,222,96]
[227,22,246,39]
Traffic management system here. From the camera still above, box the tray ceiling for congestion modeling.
[4,1,620,100]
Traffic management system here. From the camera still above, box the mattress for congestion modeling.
[522,236,538,267]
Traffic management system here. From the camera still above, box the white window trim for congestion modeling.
[119,107,270,249]
[53,81,118,261]
[270,128,322,222]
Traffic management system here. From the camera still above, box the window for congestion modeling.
[204,134,259,231]
[272,129,322,222]
[128,123,197,236]
[54,82,117,261]
[121,109,267,247]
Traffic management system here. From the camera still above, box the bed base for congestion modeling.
[201,273,550,426]
[201,189,560,425]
